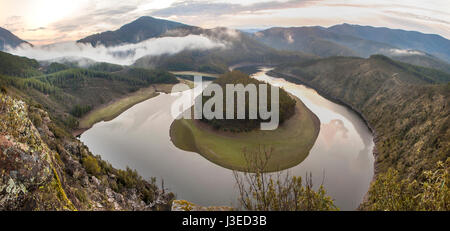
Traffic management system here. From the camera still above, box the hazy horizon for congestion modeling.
[1,0,449,45]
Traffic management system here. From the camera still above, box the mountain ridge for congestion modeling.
[77,16,195,47]
[75,16,450,73]
[251,24,450,73]
[0,27,31,51]
[328,23,450,62]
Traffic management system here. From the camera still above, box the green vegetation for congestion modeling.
[0,51,179,132]
[170,71,219,79]
[233,148,337,211]
[251,26,450,74]
[0,73,60,95]
[134,30,316,74]
[199,71,296,132]
[82,155,101,175]
[233,65,262,75]
[44,62,70,74]
[36,68,177,89]
[272,55,450,210]
[361,158,449,211]
[92,155,161,204]
[70,104,92,118]
[0,51,42,77]
[0,52,176,211]
[370,55,450,83]
[170,96,320,172]
[88,62,124,72]
[78,85,159,129]
[29,109,43,127]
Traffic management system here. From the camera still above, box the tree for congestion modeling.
[233,146,338,211]
[361,158,449,211]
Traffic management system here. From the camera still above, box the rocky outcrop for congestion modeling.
[0,94,174,210]
[0,95,55,210]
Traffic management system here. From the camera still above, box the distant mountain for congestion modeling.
[252,26,394,57]
[388,53,450,74]
[78,17,450,73]
[0,27,31,50]
[252,25,450,73]
[238,28,265,34]
[77,16,194,47]
[328,24,450,63]
[134,27,316,73]
[77,16,316,72]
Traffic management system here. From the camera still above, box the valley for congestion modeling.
[0,13,448,211]
[80,68,375,210]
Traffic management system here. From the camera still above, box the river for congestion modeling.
[80,68,374,210]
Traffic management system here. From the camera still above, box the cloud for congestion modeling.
[49,4,140,34]
[2,16,25,32]
[151,0,316,17]
[27,27,46,32]
[382,10,450,26]
[1,0,449,44]
[385,48,425,56]
[5,34,226,65]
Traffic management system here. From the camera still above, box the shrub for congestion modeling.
[82,155,101,176]
[0,85,7,94]
[362,158,449,211]
[234,148,338,211]
[48,123,68,138]
[63,116,79,130]
[29,111,43,127]
[75,188,88,203]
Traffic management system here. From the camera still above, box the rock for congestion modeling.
[0,96,53,210]
[171,200,233,211]
[91,176,101,186]
[0,94,173,211]
[81,176,89,187]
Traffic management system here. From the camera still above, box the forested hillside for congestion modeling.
[252,26,450,74]
[269,55,449,209]
[0,51,180,210]
[134,28,317,73]
[0,51,179,130]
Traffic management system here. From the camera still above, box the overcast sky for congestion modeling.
[1,0,449,45]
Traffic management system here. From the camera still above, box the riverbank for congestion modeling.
[170,97,320,172]
[81,68,375,209]
[267,62,449,210]
[170,71,220,79]
[266,69,379,206]
[74,79,193,136]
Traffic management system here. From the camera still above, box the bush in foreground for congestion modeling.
[362,158,449,211]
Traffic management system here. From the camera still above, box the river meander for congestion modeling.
[80,68,374,210]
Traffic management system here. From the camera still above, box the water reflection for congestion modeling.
[253,68,374,209]
[80,68,374,210]
[322,119,349,144]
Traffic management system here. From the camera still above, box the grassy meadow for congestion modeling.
[170,98,320,172]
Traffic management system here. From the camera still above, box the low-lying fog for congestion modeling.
[6,35,226,66]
